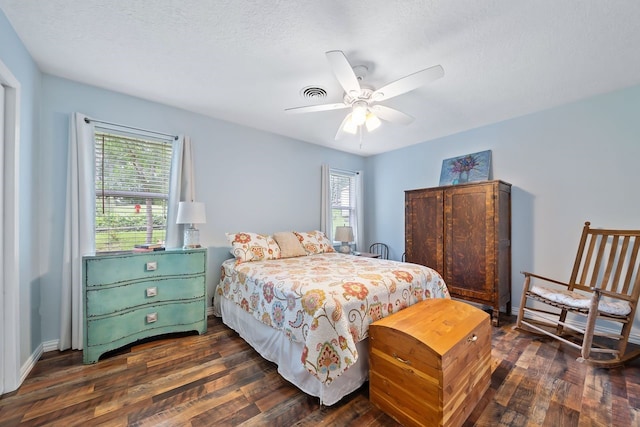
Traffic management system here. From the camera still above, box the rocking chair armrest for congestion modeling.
[520,271,570,288]
[591,287,633,302]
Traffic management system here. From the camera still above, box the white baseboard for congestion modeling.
[42,339,59,353]
[20,343,43,388]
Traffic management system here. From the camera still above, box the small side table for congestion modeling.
[354,252,381,258]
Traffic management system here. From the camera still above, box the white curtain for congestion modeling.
[60,113,95,351]
[166,135,195,249]
[354,170,364,251]
[320,164,331,240]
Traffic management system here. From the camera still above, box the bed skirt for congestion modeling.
[218,296,369,406]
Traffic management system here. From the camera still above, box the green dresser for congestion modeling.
[82,248,207,364]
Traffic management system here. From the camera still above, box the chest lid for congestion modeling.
[369,298,489,358]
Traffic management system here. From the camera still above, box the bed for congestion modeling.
[213,231,450,405]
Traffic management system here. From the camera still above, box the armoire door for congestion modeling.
[405,189,444,272]
[443,184,496,302]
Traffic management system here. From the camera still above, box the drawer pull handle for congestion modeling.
[392,353,411,365]
[146,287,158,297]
[468,334,478,343]
[146,313,158,323]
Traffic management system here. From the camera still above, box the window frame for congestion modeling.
[329,168,359,246]
[93,128,174,253]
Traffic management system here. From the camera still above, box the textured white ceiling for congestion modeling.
[2,1,640,156]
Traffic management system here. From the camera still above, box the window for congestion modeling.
[330,169,358,243]
[94,130,173,252]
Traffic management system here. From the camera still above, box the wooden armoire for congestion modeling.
[405,180,511,326]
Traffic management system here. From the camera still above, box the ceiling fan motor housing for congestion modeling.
[343,88,374,106]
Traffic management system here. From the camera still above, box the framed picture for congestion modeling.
[439,150,492,186]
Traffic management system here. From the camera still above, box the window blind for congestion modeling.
[95,131,173,252]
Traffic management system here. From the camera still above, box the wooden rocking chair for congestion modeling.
[516,222,640,366]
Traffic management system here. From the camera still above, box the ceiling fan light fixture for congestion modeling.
[365,113,381,132]
[342,114,358,134]
[352,101,368,126]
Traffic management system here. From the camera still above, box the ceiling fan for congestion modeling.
[285,50,444,140]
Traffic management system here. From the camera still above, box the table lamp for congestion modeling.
[176,201,206,248]
[334,226,354,254]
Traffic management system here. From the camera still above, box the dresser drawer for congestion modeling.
[85,276,205,317]
[85,250,205,287]
[86,299,205,346]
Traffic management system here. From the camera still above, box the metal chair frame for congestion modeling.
[369,243,389,260]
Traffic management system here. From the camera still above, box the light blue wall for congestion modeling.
[364,84,640,332]
[38,75,365,342]
[0,10,42,366]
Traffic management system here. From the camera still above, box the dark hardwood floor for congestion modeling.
[1,314,639,426]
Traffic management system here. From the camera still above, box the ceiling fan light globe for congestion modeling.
[365,113,381,132]
[352,102,368,125]
[342,115,358,134]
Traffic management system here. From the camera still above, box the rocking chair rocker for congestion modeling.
[516,222,640,366]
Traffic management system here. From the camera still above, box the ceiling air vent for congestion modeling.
[300,86,327,100]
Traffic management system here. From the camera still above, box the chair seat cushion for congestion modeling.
[530,285,632,316]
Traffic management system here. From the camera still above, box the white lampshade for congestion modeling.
[177,201,206,249]
[334,226,354,254]
[176,201,206,225]
[334,226,354,243]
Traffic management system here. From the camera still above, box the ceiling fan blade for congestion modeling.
[326,50,361,96]
[285,103,348,114]
[370,105,414,125]
[372,65,444,102]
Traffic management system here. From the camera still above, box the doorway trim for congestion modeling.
[1,57,21,394]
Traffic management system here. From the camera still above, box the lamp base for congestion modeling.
[183,226,201,249]
[339,243,351,254]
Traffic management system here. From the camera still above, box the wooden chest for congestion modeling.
[369,298,491,427]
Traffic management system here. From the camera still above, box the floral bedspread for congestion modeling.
[218,252,449,384]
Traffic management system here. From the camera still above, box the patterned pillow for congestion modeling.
[293,230,336,255]
[316,231,336,253]
[226,232,281,263]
